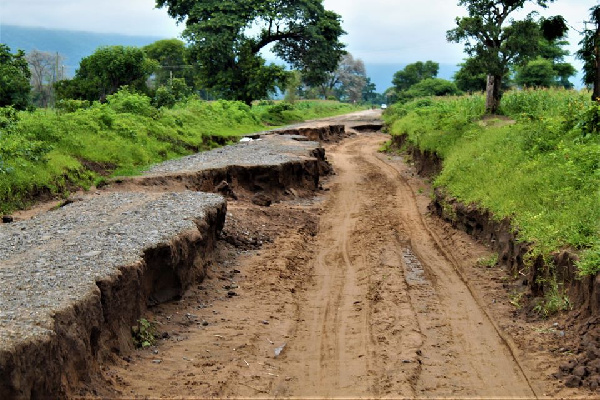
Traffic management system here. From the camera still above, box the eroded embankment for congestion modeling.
[0,193,226,398]
[0,131,337,399]
[390,133,600,390]
[112,135,332,203]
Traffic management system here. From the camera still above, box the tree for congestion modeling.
[55,46,157,102]
[143,39,195,89]
[392,61,439,92]
[447,0,562,114]
[156,0,346,105]
[26,50,66,107]
[0,44,31,110]
[362,77,378,103]
[454,57,488,93]
[515,57,556,87]
[399,78,462,102]
[336,53,367,103]
[577,6,600,101]
[516,22,575,89]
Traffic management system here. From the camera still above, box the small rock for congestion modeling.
[2,215,13,223]
[564,375,582,388]
[589,375,600,391]
[215,181,238,200]
[560,360,577,373]
[573,366,588,378]
[227,291,238,298]
[152,359,162,364]
[202,320,209,326]
[252,193,272,207]
[262,320,269,325]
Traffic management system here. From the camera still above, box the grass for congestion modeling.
[0,92,361,213]
[385,89,600,277]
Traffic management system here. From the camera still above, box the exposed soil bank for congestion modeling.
[111,135,333,204]
[269,124,350,142]
[0,193,226,399]
[391,133,600,391]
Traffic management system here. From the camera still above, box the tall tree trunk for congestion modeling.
[485,74,502,114]
[593,24,600,102]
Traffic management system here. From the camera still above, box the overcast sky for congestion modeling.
[1,0,598,66]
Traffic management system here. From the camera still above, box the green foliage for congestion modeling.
[156,0,346,105]
[515,37,576,89]
[106,87,157,117]
[55,99,91,113]
[447,0,559,113]
[153,78,193,109]
[259,102,302,125]
[454,57,488,93]
[55,46,157,102]
[386,89,600,276]
[399,78,462,102]
[577,6,600,100]
[392,61,439,92]
[143,39,195,89]
[0,44,32,110]
[477,253,499,268]
[132,318,157,349]
[533,278,572,317]
[515,57,556,88]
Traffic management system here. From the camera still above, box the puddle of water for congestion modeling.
[402,248,428,286]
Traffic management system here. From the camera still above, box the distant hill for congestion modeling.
[0,25,171,77]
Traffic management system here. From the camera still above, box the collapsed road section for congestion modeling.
[0,192,226,398]
[112,134,332,202]
[0,132,334,399]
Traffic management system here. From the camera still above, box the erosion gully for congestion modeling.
[79,111,590,398]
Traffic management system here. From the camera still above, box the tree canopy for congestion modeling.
[577,5,600,100]
[392,61,439,93]
[55,46,157,102]
[515,38,575,88]
[0,44,31,110]
[447,0,563,113]
[143,39,195,89]
[399,78,461,103]
[156,0,346,104]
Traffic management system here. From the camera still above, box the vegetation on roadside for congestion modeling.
[131,318,157,349]
[384,89,600,279]
[0,90,359,213]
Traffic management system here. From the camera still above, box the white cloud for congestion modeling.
[1,0,183,37]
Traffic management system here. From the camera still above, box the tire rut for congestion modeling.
[275,134,536,398]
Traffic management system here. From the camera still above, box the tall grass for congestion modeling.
[385,89,600,276]
[0,92,360,213]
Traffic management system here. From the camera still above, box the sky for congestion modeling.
[1,0,598,71]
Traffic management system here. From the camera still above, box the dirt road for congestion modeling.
[96,122,582,398]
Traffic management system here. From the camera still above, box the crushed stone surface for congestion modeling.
[144,134,319,174]
[0,192,225,351]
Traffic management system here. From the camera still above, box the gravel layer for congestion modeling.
[144,134,319,175]
[0,192,225,352]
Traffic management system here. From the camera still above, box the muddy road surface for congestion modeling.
[94,112,584,399]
